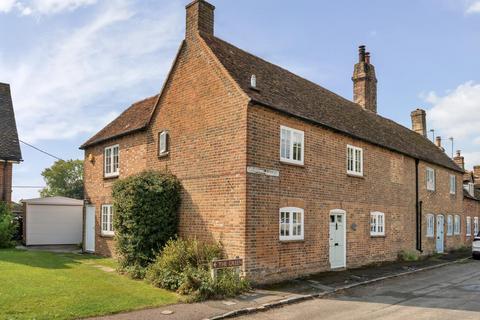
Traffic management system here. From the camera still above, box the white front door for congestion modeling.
[329,210,346,269]
[85,205,95,252]
[436,215,444,253]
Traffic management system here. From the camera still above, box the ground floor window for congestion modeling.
[101,204,114,236]
[279,207,304,241]
[475,217,479,236]
[454,215,460,235]
[370,211,385,236]
[466,217,472,237]
[447,215,453,236]
[426,214,434,237]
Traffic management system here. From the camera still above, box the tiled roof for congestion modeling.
[201,33,463,173]
[80,95,159,149]
[0,83,22,161]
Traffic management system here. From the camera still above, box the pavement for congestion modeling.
[235,259,480,320]
[89,250,472,320]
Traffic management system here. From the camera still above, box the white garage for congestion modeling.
[23,196,83,246]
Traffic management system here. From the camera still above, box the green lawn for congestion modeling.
[0,249,179,320]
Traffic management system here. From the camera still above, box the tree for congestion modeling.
[40,159,84,199]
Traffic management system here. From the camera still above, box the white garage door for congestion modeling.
[26,204,83,245]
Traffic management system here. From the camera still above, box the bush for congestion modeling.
[146,238,249,301]
[0,202,17,248]
[398,250,419,262]
[112,170,181,275]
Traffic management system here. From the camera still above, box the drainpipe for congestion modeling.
[415,159,422,252]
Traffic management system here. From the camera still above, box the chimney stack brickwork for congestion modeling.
[352,45,378,113]
[186,0,215,40]
[410,109,427,137]
[454,150,465,170]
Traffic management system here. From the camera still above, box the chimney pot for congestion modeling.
[358,45,366,62]
[365,52,371,64]
[435,136,442,148]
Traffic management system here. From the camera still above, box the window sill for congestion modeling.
[104,174,119,180]
[279,239,304,243]
[101,233,115,238]
[280,160,304,167]
[347,172,364,179]
[158,151,170,158]
[370,234,385,238]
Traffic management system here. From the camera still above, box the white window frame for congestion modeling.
[454,214,461,235]
[474,217,479,236]
[426,214,434,238]
[468,182,475,197]
[101,204,114,236]
[466,216,472,237]
[370,211,385,236]
[279,207,304,241]
[104,145,119,178]
[426,167,435,191]
[449,175,456,195]
[447,215,453,236]
[346,145,363,177]
[280,126,304,165]
[158,131,169,156]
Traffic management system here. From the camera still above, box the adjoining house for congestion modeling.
[22,196,83,246]
[460,155,480,240]
[81,0,471,282]
[0,82,22,204]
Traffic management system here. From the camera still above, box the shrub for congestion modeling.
[112,170,181,275]
[146,238,249,301]
[0,202,17,248]
[398,250,419,262]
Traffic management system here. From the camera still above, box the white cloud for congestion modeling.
[0,0,183,142]
[0,0,17,12]
[0,0,97,15]
[466,1,480,14]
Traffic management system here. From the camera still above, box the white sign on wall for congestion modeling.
[247,166,279,177]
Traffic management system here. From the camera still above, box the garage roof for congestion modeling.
[22,196,84,206]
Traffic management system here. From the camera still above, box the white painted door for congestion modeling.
[85,205,95,252]
[329,210,346,268]
[436,215,444,253]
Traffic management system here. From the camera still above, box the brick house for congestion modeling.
[0,82,22,204]
[459,153,480,242]
[81,0,471,282]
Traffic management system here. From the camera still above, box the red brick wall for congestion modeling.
[144,36,250,260]
[83,132,148,256]
[464,197,480,243]
[0,162,13,203]
[245,104,465,282]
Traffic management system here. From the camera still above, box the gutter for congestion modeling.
[415,159,422,252]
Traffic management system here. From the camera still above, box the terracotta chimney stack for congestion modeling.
[185,0,215,40]
[352,45,378,113]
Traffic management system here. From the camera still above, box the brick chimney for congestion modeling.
[410,109,427,137]
[453,150,465,170]
[473,166,480,183]
[186,0,215,40]
[352,45,378,113]
[435,136,442,148]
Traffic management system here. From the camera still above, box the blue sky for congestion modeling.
[2,0,480,201]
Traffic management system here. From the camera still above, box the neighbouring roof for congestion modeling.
[0,83,22,161]
[22,196,84,206]
[80,95,159,149]
[201,33,463,173]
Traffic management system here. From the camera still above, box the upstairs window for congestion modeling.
[447,215,453,236]
[158,131,169,156]
[426,167,435,191]
[465,182,475,197]
[104,145,119,178]
[280,126,304,165]
[347,145,363,176]
[279,207,304,241]
[466,216,472,237]
[450,175,456,195]
[370,212,385,236]
[454,215,461,235]
[426,214,434,237]
[101,204,114,236]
